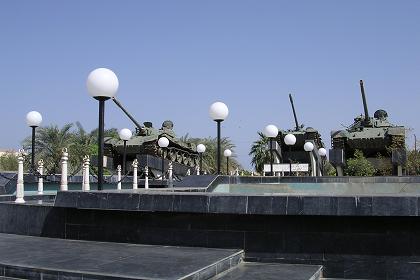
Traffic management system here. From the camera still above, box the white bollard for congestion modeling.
[144,166,149,189]
[168,161,173,188]
[60,148,68,191]
[186,169,191,176]
[132,159,138,189]
[37,159,44,195]
[117,165,122,190]
[235,168,239,176]
[196,165,200,175]
[15,149,25,203]
[83,155,90,191]
[82,160,85,188]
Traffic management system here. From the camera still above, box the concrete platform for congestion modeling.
[0,233,243,280]
[214,262,323,280]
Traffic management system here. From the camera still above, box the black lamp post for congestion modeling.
[209,102,229,175]
[158,137,169,179]
[224,149,232,174]
[119,128,133,174]
[263,124,279,176]
[284,134,297,176]
[26,111,42,172]
[87,68,119,191]
[196,144,206,175]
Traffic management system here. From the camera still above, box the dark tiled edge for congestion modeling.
[209,195,247,214]
[54,191,420,217]
[0,264,137,280]
[181,250,244,280]
[309,265,323,280]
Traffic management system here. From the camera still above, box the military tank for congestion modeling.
[104,98,199,177]
[330,80,406,172]
[276,94,325,164]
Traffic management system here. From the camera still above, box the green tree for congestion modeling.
[182,135,241,174]
[249,132,271,174]
[406,150,420,175]
[323,161,337,176]
[345,150,376,176]
[22,122,119,174]
[23,123,75,174]
[0,152,18,171]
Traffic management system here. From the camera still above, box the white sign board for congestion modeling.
[263,163,309,173]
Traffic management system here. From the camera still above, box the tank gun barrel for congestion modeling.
[112,97,143,131]
[289,94,300,131]
[359,80,370,122]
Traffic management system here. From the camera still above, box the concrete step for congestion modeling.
[212,262,323,280]
[0,233,243,280]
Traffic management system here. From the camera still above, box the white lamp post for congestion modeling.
[26,111,42,171]
[284,133,297,176]
[158,136,169,179]
[118,128,132,174]
[196,144,206,175]
[304,142,315,176]
[318,148,327,176]
[87,68,119,190]
[223,149,232,175]
[263,124,279,176]
[209,102,229,174]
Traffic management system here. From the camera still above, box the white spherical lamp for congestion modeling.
[119,128,132,141]
[86,68,119,99]
[304,142,314,152]
[263,124,279,138]
[318,148,327,157]
[284,134,297,146]
[224,149,232,157]
[197,144,206,153]
[26,111,42,127]
[209,102,229,121]
[158,137,169,148]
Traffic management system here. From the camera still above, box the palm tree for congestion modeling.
[23,123,75,174]
[183,135,241,174]
[249,132,271,174]
[22,122,119,174]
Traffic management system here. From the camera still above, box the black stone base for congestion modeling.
[0,233,243,280]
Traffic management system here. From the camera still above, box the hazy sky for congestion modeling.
[0,1,419,169]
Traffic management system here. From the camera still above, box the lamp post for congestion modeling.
[263,124,279,176]
[197,144,206,175]
[224,149,232,175]
[304,142,315,176]
[26,111,42,172]
[209,102,229,175]
[87,68,119,190]
[118,128,132,174]
[318,148,327,176]
[158,136,169,179]
[284,133,296,176]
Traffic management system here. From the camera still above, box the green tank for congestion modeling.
[104,98,199,175]
[277,94,325,163]
[330,80,406,168]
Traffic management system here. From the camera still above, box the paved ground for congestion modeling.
[214,262,323,280]
[0,233,242,279]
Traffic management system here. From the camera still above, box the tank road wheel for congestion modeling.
[169,150,177,161]
[182,153,188,165]
[176,152,182,163]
